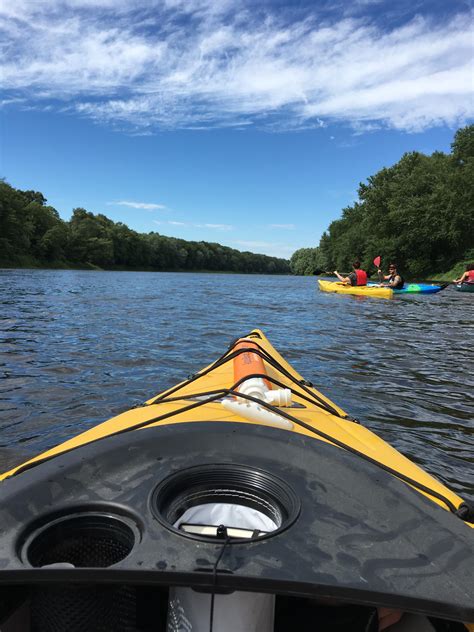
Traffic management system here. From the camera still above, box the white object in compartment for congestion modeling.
[222,398,293,430]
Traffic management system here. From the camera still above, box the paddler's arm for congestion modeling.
[377,269,390,286]
[453,271,467,284]
[334,270,350,284]
[388,274,402,287]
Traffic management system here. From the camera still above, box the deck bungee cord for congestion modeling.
[0,335,353,481]
[151,337,346,418]
[152,387,472,521]
[147,372,342,414]
[5,334,473,523]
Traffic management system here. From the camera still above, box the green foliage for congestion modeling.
[290,247,326,275]
[293,125,474,279]
[0,181,290,274]
[67,208,114,266]
[451,125,474,163]
[0,180,32,258]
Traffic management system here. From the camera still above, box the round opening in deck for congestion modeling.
[151,464,300,542]
[22,512,138,568]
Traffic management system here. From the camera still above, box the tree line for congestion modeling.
[290,125,474,278]
[0,183,290,274]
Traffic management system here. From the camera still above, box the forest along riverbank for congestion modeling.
[0,181,290,275]
[0,269,473,498]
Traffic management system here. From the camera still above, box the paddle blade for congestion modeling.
[373,256,381,268]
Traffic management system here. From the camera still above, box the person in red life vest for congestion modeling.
[453,263,474,284]
[334,260,368,286]
[378,262,404,289]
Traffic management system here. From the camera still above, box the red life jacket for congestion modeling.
[355,269,367,286]
[467,270,474,283]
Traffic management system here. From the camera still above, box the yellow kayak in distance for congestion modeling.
[0,330,473,631]
[318,279,447,299]
[318,279,394,298]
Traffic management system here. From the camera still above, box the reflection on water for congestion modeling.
[0,269,473,498]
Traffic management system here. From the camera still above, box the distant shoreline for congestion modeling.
[0,263,291,275]
[0,264,456,282]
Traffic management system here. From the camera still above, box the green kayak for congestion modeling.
[455,283,474,293]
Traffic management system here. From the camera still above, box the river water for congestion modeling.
[0,269,472,499]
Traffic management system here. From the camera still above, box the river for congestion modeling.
[0,269,472,499]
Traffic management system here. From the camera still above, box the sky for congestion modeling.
[1,0,473,259]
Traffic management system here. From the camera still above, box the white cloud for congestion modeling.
[232,240,295,257]
[234,240,277,248]
[201,223,233,231]
[165,220,234,230]
[1,2,472,132]
[269,224,296,230]
[110,200,167,210]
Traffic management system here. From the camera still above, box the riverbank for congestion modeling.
[0,261,288,275]
[2,256,471,281]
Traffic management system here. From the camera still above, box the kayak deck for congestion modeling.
[0,330,468,520]
[0,330,473,628]
[0,329,469,519]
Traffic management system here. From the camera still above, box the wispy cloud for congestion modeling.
[1,1,472,132]
[268,224,296,230]
[110,200,167,210]
[234,240,277,249]
[158,219,234,230]
[233,240,294,252]
[232,240,295,257]
[202,223,233,231]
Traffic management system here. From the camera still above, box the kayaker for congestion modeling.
[334,260,368,286]
[453,263,474,284]
[378,262,404,289]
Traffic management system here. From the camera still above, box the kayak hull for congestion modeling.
[455,283,474,293]
[318,279,393,298]
[368,282,445,295]
[318,280,446,298]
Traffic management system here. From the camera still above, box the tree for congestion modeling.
[0,180,33,261]
[310,125,474,278]
[39,224,69,260]
[65,208,114,265]
[0,182,291,273]
[290,248,325,275]
[451,124,474,164]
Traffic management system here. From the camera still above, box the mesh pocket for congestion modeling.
[26,513,135,568]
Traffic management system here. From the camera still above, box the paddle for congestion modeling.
[373,256,382,284]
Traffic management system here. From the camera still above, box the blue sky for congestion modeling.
[1,0,472,259]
